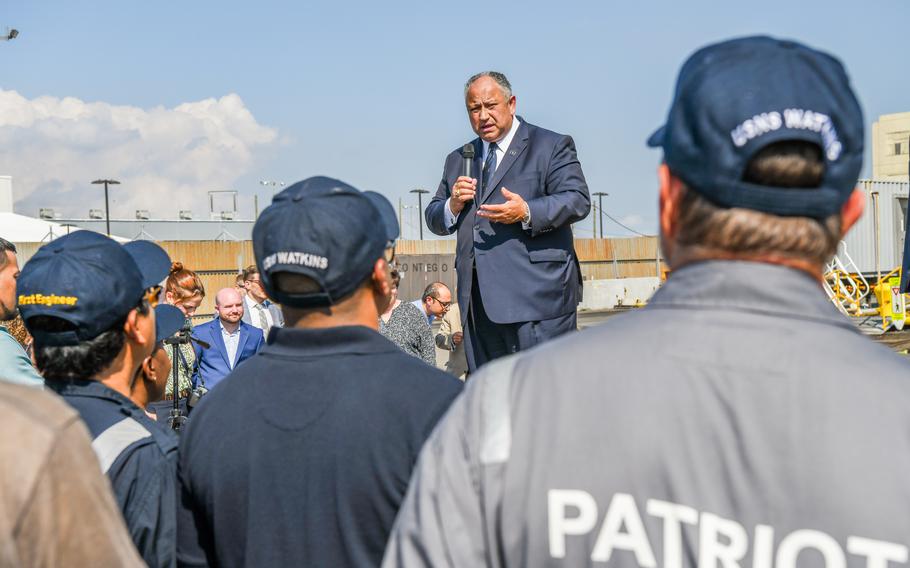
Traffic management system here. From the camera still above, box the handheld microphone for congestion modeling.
[462,144,474,179]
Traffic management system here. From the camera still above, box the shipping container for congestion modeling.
[840,179,909,275]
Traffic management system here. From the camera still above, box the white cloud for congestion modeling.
[619,214,644,227]
[0,90,276,218]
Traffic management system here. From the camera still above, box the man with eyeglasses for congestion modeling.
[240,265,285,336]
[18,232,180,568]
[412,282,452,326]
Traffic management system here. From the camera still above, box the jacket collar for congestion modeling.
[263,325,400,359]
[647,260,858,332]
[481,119,531,204]
[481,117,522,161]
[208,318,230,367]
[50,378,144,410]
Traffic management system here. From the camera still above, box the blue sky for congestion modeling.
[1,0,907,238]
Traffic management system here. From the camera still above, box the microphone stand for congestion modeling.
[164,336,188,432]
[162,317,212,432]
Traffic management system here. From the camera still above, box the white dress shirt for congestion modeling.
[244,295,274,331]
[220,320,241,369]
[445,118,529,229]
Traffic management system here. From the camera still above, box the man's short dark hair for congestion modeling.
[242,265,259,282]
[31,300,150,382]
[0,237,16,269]
[272,272,323,295]
[272,271,373,320]
[675,141,841,266]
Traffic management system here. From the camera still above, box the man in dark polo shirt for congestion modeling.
[176,176,463,567]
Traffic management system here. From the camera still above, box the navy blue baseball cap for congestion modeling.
[154,304,185,344]
[254,176,398,308]
[18,232,172,346]
[364,191,400,248]
[647,36,864,218]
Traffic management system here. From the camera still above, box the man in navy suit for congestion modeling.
[193,288,264,389]
[426,71,590,371]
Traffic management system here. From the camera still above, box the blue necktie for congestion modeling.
[482,143,498,195]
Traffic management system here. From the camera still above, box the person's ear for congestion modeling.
[140,355,156,382]
[372,259,392,297]
[839,188,865,237]
[658,164,686,241]
[124,308,153,347]
[371,259,393,312]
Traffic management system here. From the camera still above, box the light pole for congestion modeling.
[91,179,120,236]
[410,188,429,240]
[591,202,597,237]
[592,192,609,239]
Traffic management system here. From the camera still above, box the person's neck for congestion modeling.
[671,250,824,283]
[292,310,379,331]
[286,293,381,331]
[249,292,267,305]
[221,317,240,334]
[94,349,140,401]
[129,380,151,409]
[382,298,400,316]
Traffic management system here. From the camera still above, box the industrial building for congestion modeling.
[841,180,909,275]
[3,171,910,281]
[872,111,910,180]
[41,216,255,242]
[0,176,117,241]
[21,184,256,241]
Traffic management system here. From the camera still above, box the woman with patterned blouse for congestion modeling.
[147,262,205,425]
[379,269,436,366]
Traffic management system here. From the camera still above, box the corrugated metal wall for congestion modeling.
[842,180,909,274]
[11,237,667,319]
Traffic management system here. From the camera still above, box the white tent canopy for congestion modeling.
[0,212,128,243]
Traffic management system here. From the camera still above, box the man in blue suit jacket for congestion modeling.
[193,288,264,390]
[426,71,590,371]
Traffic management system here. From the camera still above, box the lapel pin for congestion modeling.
[509,150,517,156]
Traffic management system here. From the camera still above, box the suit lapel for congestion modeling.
[210,322,231,369]
[233,325,249,368]
[482,121,530,204]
